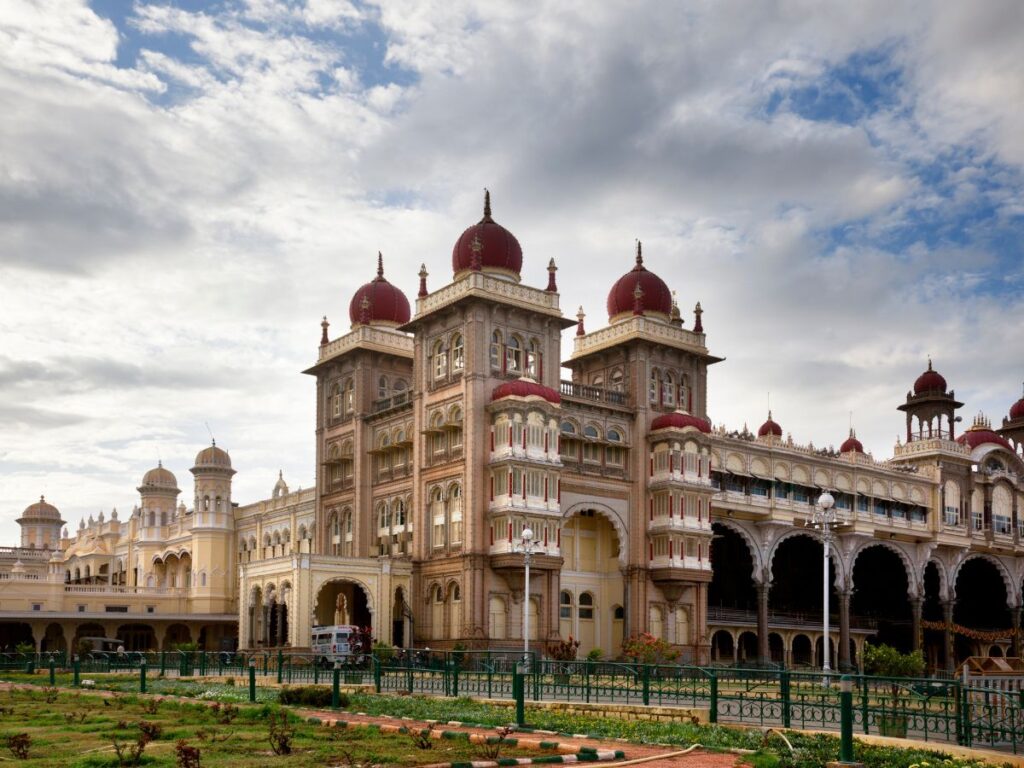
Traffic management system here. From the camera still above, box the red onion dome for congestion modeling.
[349,252,412,327]
[651,410,711,434]
[1009,389,1024,421]
[606,241,673,322]
[840,429,864,453]
[957,414,1013,451]
[452,190,522,281]
[491,376,561,405]
[757,411,782,438]
[913,359,947,395]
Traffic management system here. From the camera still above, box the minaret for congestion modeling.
[188,441,237,617]
[16,496,65,550]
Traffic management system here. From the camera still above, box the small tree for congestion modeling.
[546,636,580,661]
[862,642,925,737]
[622,633,679,665]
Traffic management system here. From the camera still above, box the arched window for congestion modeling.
[343,379,355,414]
[393,498,406,527]
[610,369,624,392]
[559,590,573,619]
[664,372,676,407]
[506,335,522,373]
[680,374,690,410]
[578,592,594,619]
[452,334,464,372]
[377,502,389,531]
[583,425,601,463]
[431,411,446,455]
[489,596,507,640]
[329,511,340,556]
[561,421,577,435]
[490,331,502,370]
[649,368,660,405]
[606,427,624,466]
[449,484,463,546]
[378,375,389,399]
[527,339,540,377]
[449,406,463,450]
[331,383,342,417]
[431,488,446,549]
[433,339,447,379]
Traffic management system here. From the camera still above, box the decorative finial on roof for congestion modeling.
[39,494,45,503]
[211,437,216,447]
[359,294,371,325]
[418,264,428,297]
[546,258,558,292]
[635,239,643,266]
[320,315,329,345]
[693,301,704,333]
[157,460,163,468]
[669,290,682,327]
[576,306,586,336]
[483,188,492,220]
[927,357,933,371]
[632,282,644,315]
[376,251,384,279]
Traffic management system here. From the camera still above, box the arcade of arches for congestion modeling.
[708,524,1018,670]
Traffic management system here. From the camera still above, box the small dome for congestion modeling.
[957,414,1013,451]
[840,429,864,453]
[651,410,711,434]
[492,376,561,405]
[913,359,947,395]
[20,495,61,520]
[140,462,179,491]
[348,253,412,327]
[606,242,673,322]
[272,470,289,499]
[758,412,783,438]
[452,190,523,281]
[1009,387,1024,421]
[193,441,231,469]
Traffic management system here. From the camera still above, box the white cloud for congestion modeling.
[0,0,1022,543]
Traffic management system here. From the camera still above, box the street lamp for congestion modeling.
[810,491,837,674]
[514,526,541,664]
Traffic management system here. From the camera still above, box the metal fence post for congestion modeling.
[840,676,854,763]
[780,669,791,729]
[277,649,284,684]
[140,659,147,694]
[373,657,382,693]
[642,664,651,706]
[248,659,256,703]
[585,659,592,703]
[860,677,870,734]
[160,651,167,677]
[332,663,341,709]
[709,672,718,724]
[48,656,56,686]
[73,655,80,687]
[514,662,526,727]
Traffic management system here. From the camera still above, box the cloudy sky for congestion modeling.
[1,0,1023,540]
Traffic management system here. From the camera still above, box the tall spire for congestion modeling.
[576,306,586,336]
[546,258,558,292]
[376,251,384,279]
[418,263,428,297]
[320,315,329,345]
[483,188,492,220]
[693,301,704,333]
[635,239,643,267]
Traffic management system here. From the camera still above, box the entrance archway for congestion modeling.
[851,545,912,652]
[560,509,622,656]
[770,534,837,617]
[41,623,66,655]
[393,587,409,648]
[0,623,34,652]
[709,523,756,613]
[711,630,734,662]
[314,579,372,630]
[163,623,191,651]
[117,624,157,652]
[954,557,1010,663]
[792,634,812,666]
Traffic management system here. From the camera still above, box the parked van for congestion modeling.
[311,625,361,665]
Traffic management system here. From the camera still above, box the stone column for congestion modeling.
[756,581,770,664]
[942,600,955,673]
[1012,606,1021,659]
[911,597,923,652]
[839,589,852,669]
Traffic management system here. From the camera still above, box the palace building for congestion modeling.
[3,193,1024,671]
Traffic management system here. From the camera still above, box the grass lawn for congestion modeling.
[0,687,554,766]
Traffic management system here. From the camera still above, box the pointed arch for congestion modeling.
[952,553,1017,608]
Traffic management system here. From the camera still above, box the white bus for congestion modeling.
[311,625,361,665]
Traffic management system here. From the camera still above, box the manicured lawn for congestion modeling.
[0,687,552,766]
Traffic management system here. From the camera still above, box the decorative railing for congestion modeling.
[560,380,630,407]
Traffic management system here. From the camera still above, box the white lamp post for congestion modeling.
[810,491,837,674]
[514,526,540,663]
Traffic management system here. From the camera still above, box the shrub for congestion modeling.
[267,711,294,755]
[175,740,201,768]
[279,685,347,708]
[409,728,433,750]
[210,701,238,724]
[372,641,395,664]
[586,648,604,662]
[546,636,581,661]
[140,698,162,715]
[224,676,235,686]
[43,687,58,704]
[862,643,925,679]
[14,643,34,657]
[6,733,30,759]
[137,720,163,742]
[474,725,514,761]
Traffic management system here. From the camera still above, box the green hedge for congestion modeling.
[278,685,349,708]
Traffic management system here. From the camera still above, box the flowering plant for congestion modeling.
[546,636,581,661]
[621,633,679,665]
